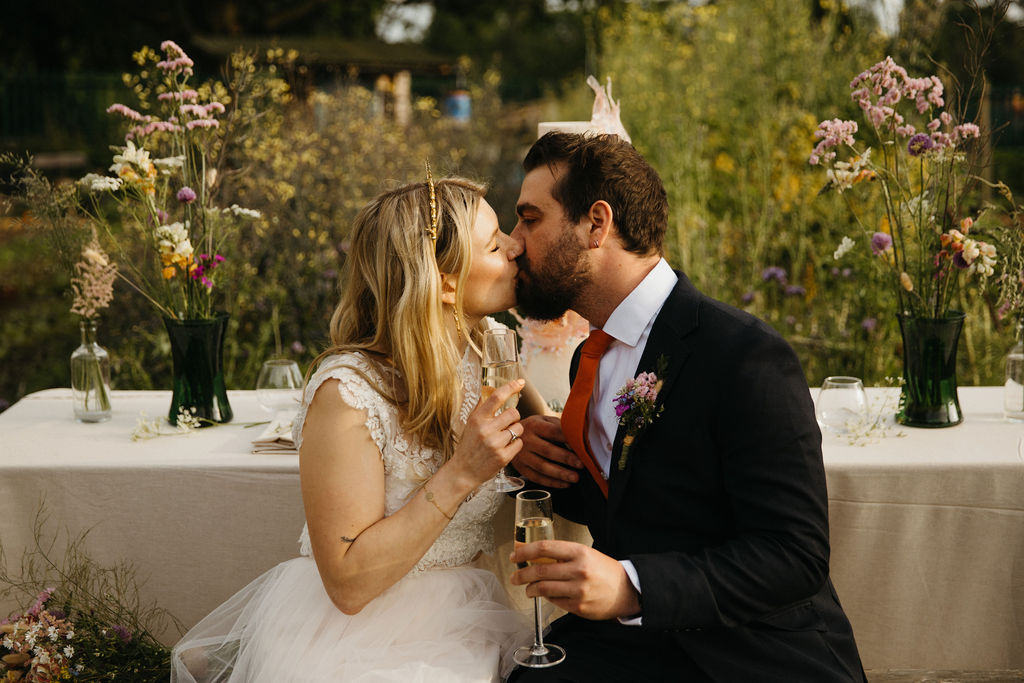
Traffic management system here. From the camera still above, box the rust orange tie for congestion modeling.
[560,329,614,498]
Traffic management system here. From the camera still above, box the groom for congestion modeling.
[507,132,865,682]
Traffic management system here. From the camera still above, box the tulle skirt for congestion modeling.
[171,557,531,682]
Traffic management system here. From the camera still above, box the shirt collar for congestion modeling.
[601,258,677,348]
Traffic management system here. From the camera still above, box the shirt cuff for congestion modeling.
[617,560,643,626]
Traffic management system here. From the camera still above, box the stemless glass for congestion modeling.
[256,359,303,420]
[481,328,524,492]
[513,490,566,668]
[815,376,868,435]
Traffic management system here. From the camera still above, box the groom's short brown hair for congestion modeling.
[523,132,667,255]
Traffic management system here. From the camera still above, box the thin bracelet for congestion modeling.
[423,482,454,521]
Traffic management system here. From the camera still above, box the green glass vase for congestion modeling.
[163,313,232,426]
[896,311,965,428]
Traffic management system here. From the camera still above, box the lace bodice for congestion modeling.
[293,340,505,574]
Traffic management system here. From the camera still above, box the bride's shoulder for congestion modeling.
[306,351,396,408]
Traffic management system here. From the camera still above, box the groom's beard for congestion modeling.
[515,229,589,321]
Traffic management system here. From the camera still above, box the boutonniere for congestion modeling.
[613,355,668,471]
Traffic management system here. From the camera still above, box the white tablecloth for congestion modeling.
[1,386,1022,670]
[0,389,305,644]
[821,386,1024,671]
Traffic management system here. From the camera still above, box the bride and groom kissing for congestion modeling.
[172,132,866,682]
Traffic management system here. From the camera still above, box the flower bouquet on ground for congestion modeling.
[810,56,1020,426]
[0,516,177,682]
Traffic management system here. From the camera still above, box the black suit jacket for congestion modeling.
[551,271,864,682]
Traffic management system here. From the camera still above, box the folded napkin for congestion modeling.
[251,414,298,454]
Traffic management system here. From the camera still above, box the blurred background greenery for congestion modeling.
[1,0,1023,411]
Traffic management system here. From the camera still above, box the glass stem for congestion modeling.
[532,596,548,654]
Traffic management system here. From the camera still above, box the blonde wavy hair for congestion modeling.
[310,177,486,461]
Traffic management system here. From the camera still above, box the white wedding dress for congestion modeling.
[171,345,529,682]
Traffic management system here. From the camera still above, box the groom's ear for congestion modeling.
[439,272,457,305]
[586,200,613,247]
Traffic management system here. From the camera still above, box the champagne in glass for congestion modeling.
[514,517,555,569]
[481,328,524,492]
[482,360,521,412]
[513,490,566,668]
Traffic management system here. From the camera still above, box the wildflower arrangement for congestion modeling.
[76,40,261,321]
[810,56,1002,320]
[0,520,174,682]
[613,356,668,471]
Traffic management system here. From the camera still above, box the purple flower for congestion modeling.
[842,268,852,279]
[861,317,877,332]
[615,403,629,417]
[741,291,755,304]
[177,186,197,203]
[785,315,797,326]
[784,285,806,297]
[953,252,969,269]
[871,232,893,255]
[907,133,934,156]
[291,340,306,354]
[112,624,133,644]
[761,266,788,284]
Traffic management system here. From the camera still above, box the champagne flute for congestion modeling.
[513,489,566,668]
[256,359,303,422]
[481,328,524,492]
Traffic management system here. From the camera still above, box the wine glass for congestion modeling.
[513,489,566,668]
[815,376,868,435]
[481,328,525,492]
[256,359,303,422]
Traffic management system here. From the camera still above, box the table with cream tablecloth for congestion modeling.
[0,386,1022,671]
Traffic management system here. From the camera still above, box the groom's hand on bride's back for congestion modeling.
[511,415,583,488]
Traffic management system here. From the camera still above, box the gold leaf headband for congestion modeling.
[424,161,439,242]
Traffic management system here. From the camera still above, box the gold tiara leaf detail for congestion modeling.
[425,161,439,242]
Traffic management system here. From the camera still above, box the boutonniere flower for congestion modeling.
[614,355,668,471]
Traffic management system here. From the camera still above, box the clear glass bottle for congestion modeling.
[70,319,112,422]
[1004,320,1024,422]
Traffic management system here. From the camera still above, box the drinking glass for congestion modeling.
[815,376,868,435]
[481,328,524,492]
[513,490,566,668]
[256,359,303,420]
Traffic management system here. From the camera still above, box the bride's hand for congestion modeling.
[450,378,526,487]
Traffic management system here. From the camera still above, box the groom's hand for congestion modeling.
[510,541,641,621]
[511,415,582,488]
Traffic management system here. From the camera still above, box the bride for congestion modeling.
[171,172,543,682]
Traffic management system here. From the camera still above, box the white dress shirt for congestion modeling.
[583,258,677,623]
[588,258,678,476]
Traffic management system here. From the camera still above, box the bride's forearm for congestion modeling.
[313,462,477,615]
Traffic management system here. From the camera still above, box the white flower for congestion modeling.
[152,155,186,173]
[47,626,58,640]
[63,646,74,658]
[155,222,194,257]
[82,247,108,267]
[78,173,123,193]
[833,236,855,260]
[223,204,261,219]
[109,140,152,175]
[969,242,997,278]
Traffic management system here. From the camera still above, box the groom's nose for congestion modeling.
[501,233,523,260]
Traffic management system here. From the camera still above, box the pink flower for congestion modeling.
[176,186,196,203]
[107,103,148,122]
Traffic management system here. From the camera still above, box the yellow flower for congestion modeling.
[900,272,914,291]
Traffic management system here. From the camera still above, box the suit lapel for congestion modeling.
[607,271,702,516]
